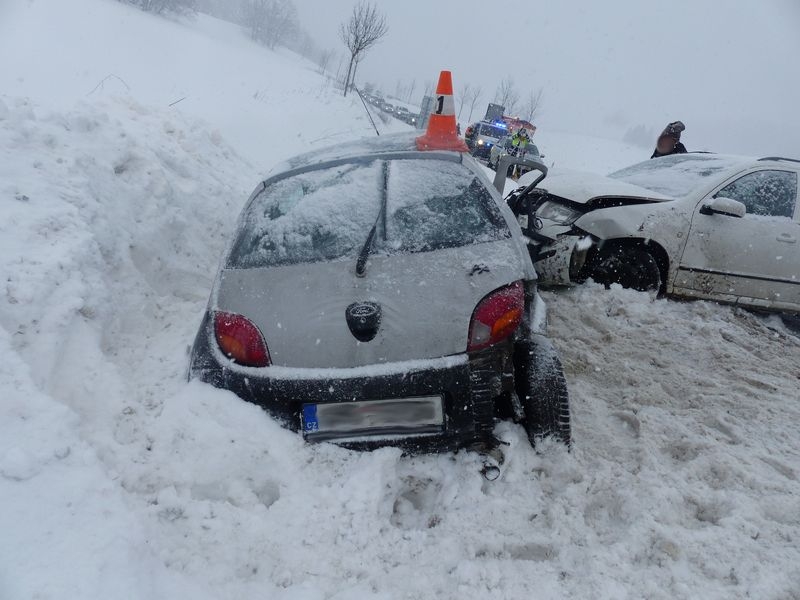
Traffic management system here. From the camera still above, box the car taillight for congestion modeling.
[467,281,524,352]
[213,311,271,367]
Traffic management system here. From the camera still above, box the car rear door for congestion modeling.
[676,168,800,311]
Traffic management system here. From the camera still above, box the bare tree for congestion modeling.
[350,56,362,92]
[242,0,268,41]
[317,48,335,76]
[242,0,298,49]
[194,0,236,20]
[421,80,434,100]
[623,123,655,148]
[339,2,388,96]
[494,76,519,115]
[297,31,315,59]
[521,88,544,123]
[466,84,483,123]
[405,79,416,104]
[457,83,471,120]
[122,0,195,14]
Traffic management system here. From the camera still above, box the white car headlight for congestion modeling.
[537,200,582,225]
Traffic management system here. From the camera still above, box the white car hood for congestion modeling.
[519,168,673,205]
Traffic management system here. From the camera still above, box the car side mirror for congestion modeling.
[539,154,545,159]
[700,196,746,218]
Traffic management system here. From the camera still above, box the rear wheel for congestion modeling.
[590,244,661,292]
[514,337,571,448]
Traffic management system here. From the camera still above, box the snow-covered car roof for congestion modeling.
[519,153,755,204]
[608,153,754,199]
[268,132,433,175]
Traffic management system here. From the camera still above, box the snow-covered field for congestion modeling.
[1,1,799,599]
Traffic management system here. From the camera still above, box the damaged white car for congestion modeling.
[505,154,800,314]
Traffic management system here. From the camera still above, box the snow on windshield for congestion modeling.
[228,158,510,268]
[609,154,749,198]
[230,161,382,268]
[385,159,510,253]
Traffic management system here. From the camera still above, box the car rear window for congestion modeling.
[227,158,510,268]
[385,159,510,254]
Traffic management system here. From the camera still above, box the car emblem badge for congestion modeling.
[469,263,490,276]
[345,301,382,342]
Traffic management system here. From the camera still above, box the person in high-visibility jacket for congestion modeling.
[508,128,533,179]
[510,128,531,156]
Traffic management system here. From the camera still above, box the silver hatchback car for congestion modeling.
[189,133,570,453]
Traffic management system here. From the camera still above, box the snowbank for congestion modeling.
[0,94,249,597]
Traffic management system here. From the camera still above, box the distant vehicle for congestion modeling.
[397,111,418,126]
[487,135,542,172]
[392,107,418,126]
[465,120,509,158]
[382,103,395,113]
[188,132,570,452]
[510,154,800,314]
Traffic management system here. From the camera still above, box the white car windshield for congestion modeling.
[479,124,507,138]
[608,154,748,199]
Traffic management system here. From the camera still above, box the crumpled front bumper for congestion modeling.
[530,234,596,287]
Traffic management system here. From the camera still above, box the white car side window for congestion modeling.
[714,170,797,219]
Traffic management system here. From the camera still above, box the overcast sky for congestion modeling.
[296,0,800,157]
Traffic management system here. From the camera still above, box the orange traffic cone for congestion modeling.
[416,70,469,152]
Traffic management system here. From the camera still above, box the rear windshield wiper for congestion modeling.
[355,161,389,277]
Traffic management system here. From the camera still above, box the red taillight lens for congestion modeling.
[213,311,271,367]
[467,281,524,352]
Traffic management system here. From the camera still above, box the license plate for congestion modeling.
[302,396,444,438]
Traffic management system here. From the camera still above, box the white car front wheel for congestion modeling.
[589,244,662,293]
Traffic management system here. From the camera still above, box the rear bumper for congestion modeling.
[189,315,514,453]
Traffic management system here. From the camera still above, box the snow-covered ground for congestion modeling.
[1,1,799,599]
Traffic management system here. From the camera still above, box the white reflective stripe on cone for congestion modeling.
[433,94,456,116]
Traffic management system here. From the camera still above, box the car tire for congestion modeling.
[590,245,661,292]
[514,336,571,448]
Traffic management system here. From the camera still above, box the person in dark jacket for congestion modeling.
[651,121,687,158]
